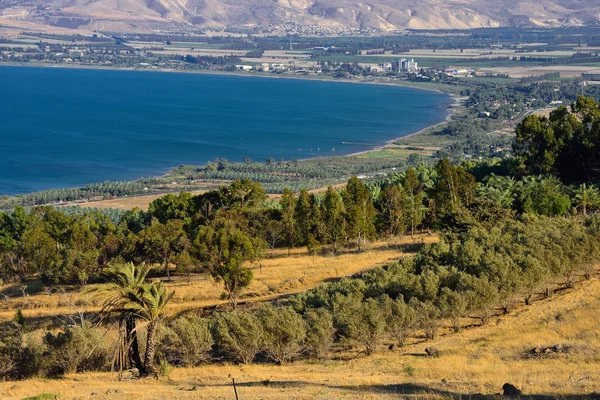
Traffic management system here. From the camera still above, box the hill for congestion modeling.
[2,269,599,399]
[0,0,598,33]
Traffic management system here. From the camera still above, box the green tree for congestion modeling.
[321,186,346,253]
[220,179,267,209]
[572,183,600,215]
[294,189,312,246]
[377,185,407,239]
[404,168,425,235]
[304,308,335,359]
[212,311,263,364]
[342,176,377,250]
[258,305,306,364]
[384,296,416,347]
[148,192,194,226]
[96,263,149,373]
[280,188,297,251]
[194,225,260,309]
[125,281,174,375]
[431,159,476,214]
[140,219,190,278]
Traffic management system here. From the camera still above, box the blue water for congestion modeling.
[0,66,451,195]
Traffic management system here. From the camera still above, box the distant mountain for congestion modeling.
[0,0,598,33]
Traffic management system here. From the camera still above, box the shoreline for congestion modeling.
[0,62,458,198]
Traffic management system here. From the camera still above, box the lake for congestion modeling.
[0,66,451,195]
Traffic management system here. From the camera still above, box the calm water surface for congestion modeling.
[0,67,451,195]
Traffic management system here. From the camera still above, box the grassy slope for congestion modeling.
[3,272,599,399]
[0,236,434,320]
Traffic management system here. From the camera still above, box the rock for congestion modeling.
[552,344,563,352]
[502,383,522,396]
[425,347,439,357]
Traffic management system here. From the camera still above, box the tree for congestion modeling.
[258,305,306,364]
[431,159,476,214]
[148,192,194,226]
[321,186,346,253]
[220,179,266,209]
[304,308,335,359]
[265,220,284,253]
[514,113,561,175]
[342,176,377,250]
[212,311,263,364]
[96,263,150,373]
[404,168,425,235]
[410,298,442,341]
[125,281,174,375]
[573,183,600,215]
[384,296,416,346]
[336,296,386,355]
[194,224,260,309]
[140,219,189,278]
[294,189,312,246]
[22,225,61,283]
[377,185,407,239]
[438,288,467,333]
[518,176,571,216]
[164,316,213,366]
[280,188,297,251]
[514,97,600,182]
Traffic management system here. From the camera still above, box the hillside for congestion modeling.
[2,272,599,399]
[0,0,598,33]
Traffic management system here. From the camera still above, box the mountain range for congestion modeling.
[0,0,599,33]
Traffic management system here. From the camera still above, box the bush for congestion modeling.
[336,296,387,355]
[15,334,45,379]
[163,316,214,366]
[0,322,21,379]
[258,305,306,364]
[212,311,263,364]
[44,322,109,375]
[384,296,416,346]
[410,299,442,341]
[304,308,335,359]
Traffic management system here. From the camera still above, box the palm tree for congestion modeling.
[573,183,599,216]
[95,263,150,373]
[125,281,174,374]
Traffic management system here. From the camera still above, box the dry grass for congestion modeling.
[2,274,600,399]
[0,236,434,320]
[76,190,207,211]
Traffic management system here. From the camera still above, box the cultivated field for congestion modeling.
[480,66,600,78]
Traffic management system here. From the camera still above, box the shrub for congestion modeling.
[44,322,109,375]
[258,305,306,364]
[157,358,173,378]
[15,334,45,379]
[410,299,442,341]
[0,322,21,379]
[163,316,214,366]
[384,296,416,346]
[438,288,467,333]
[212,311,263,364]
[304,308,335,359]
[337,297,387,355]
